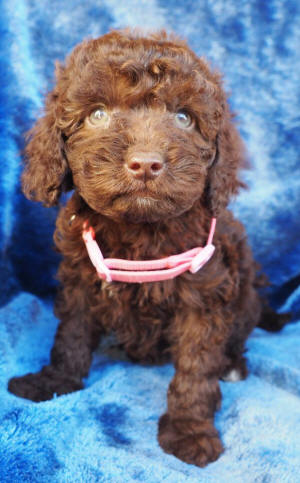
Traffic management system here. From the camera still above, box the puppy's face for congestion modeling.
[61,33,226,223]
[24,31,240,220]
[66,104,214,223]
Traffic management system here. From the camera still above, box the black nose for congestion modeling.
[126,152,164,181]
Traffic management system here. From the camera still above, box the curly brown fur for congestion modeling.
[8,29,286,467]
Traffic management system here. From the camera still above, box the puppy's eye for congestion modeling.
[88,108,110,127]
[175,111,193,129]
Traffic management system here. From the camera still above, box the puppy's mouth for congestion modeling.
[81,173,200,223]
[108,189,188,224]
[112,180,162,201]
[112,190,163,216]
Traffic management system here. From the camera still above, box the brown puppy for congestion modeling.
[8,30,284,467]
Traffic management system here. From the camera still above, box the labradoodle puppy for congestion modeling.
[8,30,288,467]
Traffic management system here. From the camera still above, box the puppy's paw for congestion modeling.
[8,366,83,402]
[158,413,223,467]
[221,368,244,382]
[221,356,248,382]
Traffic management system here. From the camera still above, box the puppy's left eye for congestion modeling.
[87,108,110,127]
[175,111,194,129]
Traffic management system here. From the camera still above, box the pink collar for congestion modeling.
[82,218,216,283]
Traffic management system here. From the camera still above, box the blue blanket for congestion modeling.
[1,1,299,481]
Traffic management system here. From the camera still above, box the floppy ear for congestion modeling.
[22,85,72,207]
[205,113,246,216]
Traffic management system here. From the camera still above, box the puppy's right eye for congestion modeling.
[87,108,110,128]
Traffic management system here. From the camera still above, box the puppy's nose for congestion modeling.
[126,152,164,181]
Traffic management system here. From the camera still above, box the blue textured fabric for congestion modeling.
[0,1,299,481]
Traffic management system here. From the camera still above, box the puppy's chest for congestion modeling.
[99,277,176,308]
[85,222,209,312]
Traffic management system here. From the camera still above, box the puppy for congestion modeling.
[8,30,286,467]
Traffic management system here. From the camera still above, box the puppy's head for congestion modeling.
[23,30,244,223]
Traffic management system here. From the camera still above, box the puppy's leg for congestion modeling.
[158,309,227,467]
[8,292,102,402]
[221,342,248,382]
[222,287,261,382]
[221,325,251,382]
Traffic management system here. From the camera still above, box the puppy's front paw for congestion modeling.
[8,366,83,402]
[158,413,223,467]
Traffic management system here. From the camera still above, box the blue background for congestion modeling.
[0,1,299,481]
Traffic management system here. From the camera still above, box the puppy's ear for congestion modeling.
[22,78,71,207]
[205,113,245,216]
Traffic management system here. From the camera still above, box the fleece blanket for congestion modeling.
[0,0,299,481]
